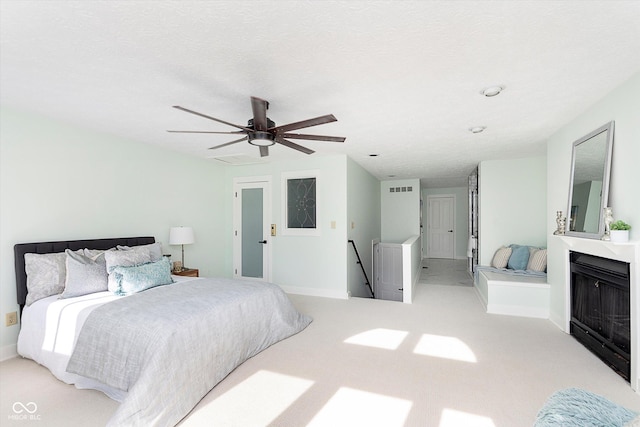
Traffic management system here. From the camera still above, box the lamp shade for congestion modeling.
[169,227,195,245]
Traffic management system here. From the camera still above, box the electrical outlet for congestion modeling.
[6,312,17,327]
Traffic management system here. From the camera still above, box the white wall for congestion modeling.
[478,156,547,265]
[381,179,421,243]
[547,72,640,241]
[347,158,381,298]
[0,107,228,357]
[224,155,350,299]
[422,186,469,259]
[547,72,640,328]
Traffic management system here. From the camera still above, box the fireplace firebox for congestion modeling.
[570,251,631,381]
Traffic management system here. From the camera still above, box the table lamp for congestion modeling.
[169,226,195,271]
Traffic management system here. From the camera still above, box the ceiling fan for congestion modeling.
[168,96,345,157]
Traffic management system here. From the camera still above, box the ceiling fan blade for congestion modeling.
[280,133,345,142]
[251,97,269,131]
[208,136,248,150]
[275,137,314,155]
[272,114,337,133]
[259,146,269,157]
[173,106,253,132]
[167,130,245,134]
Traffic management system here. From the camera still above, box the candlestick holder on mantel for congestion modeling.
[602,207,613,241]
[553,211,566,236]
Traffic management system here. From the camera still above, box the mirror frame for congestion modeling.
[565,121,614,239]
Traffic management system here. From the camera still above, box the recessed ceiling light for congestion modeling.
[469,126,486,134]
[480,85,504,97]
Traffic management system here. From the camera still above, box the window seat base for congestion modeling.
[475,269,550,319]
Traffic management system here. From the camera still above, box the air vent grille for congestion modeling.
[389,186,412,193]
[209,155,266,165]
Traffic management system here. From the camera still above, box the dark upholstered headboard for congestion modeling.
[14,236,155,309]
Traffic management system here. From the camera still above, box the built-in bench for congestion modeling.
[475,269,550,319]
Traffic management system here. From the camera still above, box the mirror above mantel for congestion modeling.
[565,121,614,239]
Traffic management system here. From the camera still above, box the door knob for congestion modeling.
[448,230,453,232]
[258,240,267,244]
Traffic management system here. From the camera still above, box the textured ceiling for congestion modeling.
[1,1,639,188]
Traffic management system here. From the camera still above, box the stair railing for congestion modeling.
[348,239,375,298]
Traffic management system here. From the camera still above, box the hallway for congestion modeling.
[420,258,473,287]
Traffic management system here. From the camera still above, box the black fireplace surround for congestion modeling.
[570,251,631,381]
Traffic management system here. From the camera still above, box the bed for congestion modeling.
[14,236,312,426]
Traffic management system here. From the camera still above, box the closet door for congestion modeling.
[427,195,455,259]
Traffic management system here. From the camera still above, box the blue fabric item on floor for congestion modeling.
[534,388,637,427]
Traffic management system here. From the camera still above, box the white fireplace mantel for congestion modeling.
[548,235,640,391]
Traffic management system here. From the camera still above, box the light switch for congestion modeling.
[331,221,336,229]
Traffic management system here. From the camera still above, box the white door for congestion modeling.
[233,178,271,281]
[426,195,455,259]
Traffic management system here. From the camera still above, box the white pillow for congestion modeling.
[83,248,113,261]
[491,246,512,269]
[527,248,547,272]
[116,242,162,262]
[60,249,108,298]
[24,252,68,305]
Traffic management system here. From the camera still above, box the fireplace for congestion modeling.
[570,251,631,381]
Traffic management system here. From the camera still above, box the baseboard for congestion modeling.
[486,303,549,319]
[281,285,349,300]
[1,344,17,362]
[549,311,569,333]
[473,284,488,309]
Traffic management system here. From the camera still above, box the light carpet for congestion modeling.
[1,259,638,427]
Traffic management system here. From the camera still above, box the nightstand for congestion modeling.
[173,268,199,277]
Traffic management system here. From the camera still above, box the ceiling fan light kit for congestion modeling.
[169,97,345,157]
[248,131,275,147]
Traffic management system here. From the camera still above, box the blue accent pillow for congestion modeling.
[507,245,530,271]
[111,258,174,296]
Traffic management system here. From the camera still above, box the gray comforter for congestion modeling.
[66,278,312,426]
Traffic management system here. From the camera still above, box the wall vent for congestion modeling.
[389,186,413,193]
[209,155,266,165]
